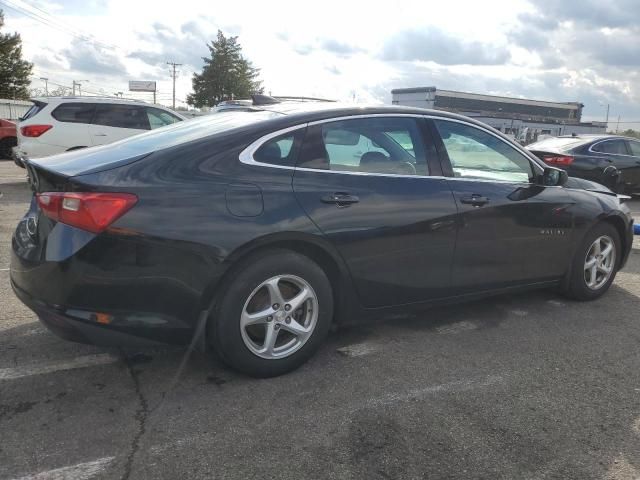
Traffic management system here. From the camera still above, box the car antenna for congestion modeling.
[252,94,281,105]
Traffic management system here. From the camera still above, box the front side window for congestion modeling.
[93,104,150,130]
[434,120,533,183]
[146,107,181,130]
[51,103,96,124]
[592,140,628,155]
[298,117,428,176]
[253,130,305,167]
[626,141,640,156]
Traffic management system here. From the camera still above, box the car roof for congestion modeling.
[32,96,166,107]
[246,102,487,127]
[556,134,636,142]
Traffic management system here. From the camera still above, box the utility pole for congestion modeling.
[40,77,49,96]
[605,103,610,127]
[167,61,182,109]
[616,115,621,133]
[73,80,88,96]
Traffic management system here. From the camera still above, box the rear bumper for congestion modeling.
[11,277,189,347]
[11,147,25,168]
[621,216,634,270]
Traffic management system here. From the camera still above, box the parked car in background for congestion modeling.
[527,135,640,194]
[11,98,634,377]
[12,97,185,167]
[0,118,17,159]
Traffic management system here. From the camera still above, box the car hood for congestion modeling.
[565,176,618,197]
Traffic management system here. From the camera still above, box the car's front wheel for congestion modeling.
[563,222,620,300]
[209,249,333,377]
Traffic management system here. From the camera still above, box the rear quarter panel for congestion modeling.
[64,133,326,328]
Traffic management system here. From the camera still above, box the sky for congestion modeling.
[1,0,639,128]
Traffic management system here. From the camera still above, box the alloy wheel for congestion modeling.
[240,275,319,359]
[584,235,616,290]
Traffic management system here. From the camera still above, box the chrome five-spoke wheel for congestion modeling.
[240,275,319,359]
[584,235,616,290]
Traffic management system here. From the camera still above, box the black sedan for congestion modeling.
[527,134,640,194]
[10,100,634,377]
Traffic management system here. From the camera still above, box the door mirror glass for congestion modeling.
[542,167,568,186]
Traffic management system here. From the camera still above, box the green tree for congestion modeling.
[618,129,640,139]
[187,30,262,107]
[0,9,33,99]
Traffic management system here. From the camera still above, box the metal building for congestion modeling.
[391,86,607,144]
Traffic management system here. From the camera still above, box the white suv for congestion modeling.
[13,97,185,166]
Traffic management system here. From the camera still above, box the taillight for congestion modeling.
[21,124,52,137]
[543,155,574,166]
[36,192,138,233]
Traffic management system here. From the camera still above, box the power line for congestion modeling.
[0,0,121,52]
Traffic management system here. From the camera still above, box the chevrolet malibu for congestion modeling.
[10,99,634,377]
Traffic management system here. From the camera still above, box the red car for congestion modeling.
[0,119,17,159]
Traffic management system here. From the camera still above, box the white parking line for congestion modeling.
[436,320,477,335]
[337,342,379,357]
[10,456,115,480]
[0,268,10,272]
[363,374,505,409]
[0,354,119,381]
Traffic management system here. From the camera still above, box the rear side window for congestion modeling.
[93,104,150,130]
[21,101,47,121]
[253,129,304,167]
[146,107,181,130]
[298,117,428,176]
[51,103,96,124]
[592,140,628,155]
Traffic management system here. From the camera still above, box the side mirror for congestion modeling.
[541,167,568,187]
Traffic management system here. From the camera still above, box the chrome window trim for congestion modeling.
[588,139,635,157]
[238,113,544,178]
[239,123,309,170]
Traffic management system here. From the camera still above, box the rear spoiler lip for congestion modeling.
[27,151,153,179]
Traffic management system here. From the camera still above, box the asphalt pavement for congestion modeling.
[2,159,640,480]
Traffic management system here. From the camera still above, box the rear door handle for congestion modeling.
[460,195,489,207]
[94,134,108,137]
[321,193,360,206]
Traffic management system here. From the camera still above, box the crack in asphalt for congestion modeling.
[121,353,149,480]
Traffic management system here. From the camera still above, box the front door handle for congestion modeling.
[460,195,489,207]
[321,193,360,207]
[94,133,108,137]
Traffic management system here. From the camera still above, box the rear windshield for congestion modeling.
[30,111,284,176]
[527,137,586,151]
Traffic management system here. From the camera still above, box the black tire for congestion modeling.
[0,137,16,159]
[209,249,333,377]
[562,222,621,301]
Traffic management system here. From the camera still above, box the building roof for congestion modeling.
[391,87,583,110]
[390,87,437,94]
[435,89,583,110]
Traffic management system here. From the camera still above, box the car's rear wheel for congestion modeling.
[209,249,333,377]
[0,137,17,159]
[563,222,620,300]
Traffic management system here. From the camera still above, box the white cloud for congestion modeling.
[1,0,638,126]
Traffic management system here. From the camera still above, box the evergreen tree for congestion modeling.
[187,31,262,107]
[0,10,33,99]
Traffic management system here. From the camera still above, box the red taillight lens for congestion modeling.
[36,192,138,233]
[543,155,574,166]
[21,124,53,137]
